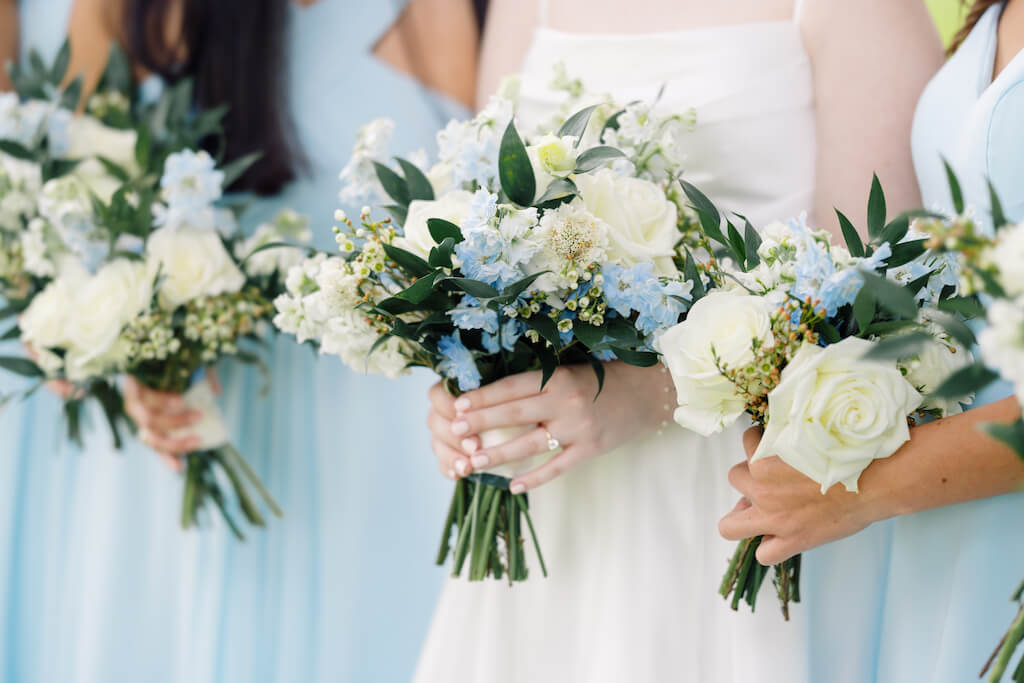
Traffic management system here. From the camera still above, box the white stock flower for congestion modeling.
[753,337,922,493]
[338,118,394,205]
[393,190,474,260]
[898,320,974,416]
[978,297,1024,398]
[986,224,1024,296]
[319,308,410,379]
[235,210,313,277]
[575,168,678,275]
[146,225,245,308]
[64,259,152,375]
[659,290,775,436]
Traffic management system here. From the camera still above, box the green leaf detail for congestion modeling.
[498,120,536,206]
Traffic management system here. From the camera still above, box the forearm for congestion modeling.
[861,397,1024,521]
[0,0,17,91]
[597,361,676,447]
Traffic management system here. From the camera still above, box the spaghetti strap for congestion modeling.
[538,0,550,26]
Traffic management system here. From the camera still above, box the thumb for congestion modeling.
[742,425,764,462]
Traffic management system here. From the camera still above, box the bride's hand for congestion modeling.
[123,375,211,471]
[441,362,675,493]
[718,427,882,564]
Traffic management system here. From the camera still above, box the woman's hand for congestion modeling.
[718,427,886,565]
[123,375,212,472]
[427,362,675,493]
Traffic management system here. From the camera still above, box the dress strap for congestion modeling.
[793,0,805,23]
[538,0,550,26]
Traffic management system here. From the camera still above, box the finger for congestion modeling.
[136,384,189,414]
[208,369,222,395]
[157,451,184,473]
[755,536,799,565]
[126,398,202,432]
[468,426,550,471]
[451,394,556,437]
[47,380,74,399]
[139,428,199,455]
[454,371,544,413]
[509,446,582,493]
[717,504,765,542]
[431,437,470,480]
[428,382,458,420]
[742,426,764,461]
[727,461,755,497]
[427,410,472,452]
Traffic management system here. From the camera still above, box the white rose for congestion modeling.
[527,134,578,181]
[753,337,922,493]
[898,326,974,416]
[393,189,474,260]
[67,116,140,201]
[65,259,152,373]
[19,268,86,349]
[658,290,775,436]
[146,225,245,308]
[987,224,1024,296]
[575,168,678,275]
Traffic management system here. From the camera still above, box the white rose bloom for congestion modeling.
[987,224,1024,296]
[19,269,86,349]
[426,162,455,196]
[393,190,474,260]
[146,225,245,308]
[319,308,409,379]
[575,168,678,275]
[64,259,152,375]
[753,337,922,493]
[898,324,974,416]
[527,133,578,182]
[978,297,1024,393]
[658,290,775,436]
[67,116,139,201]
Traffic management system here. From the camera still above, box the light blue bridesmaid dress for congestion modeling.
[0,2,457,682]
[874,3,1024,680]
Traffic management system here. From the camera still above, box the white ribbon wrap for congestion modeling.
[478,425,560,479]
[169,376,230,451]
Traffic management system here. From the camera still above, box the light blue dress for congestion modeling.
[1,3,457,682]
[875,3,1024,680]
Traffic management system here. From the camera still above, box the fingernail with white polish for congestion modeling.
[461,439,478,454]
[454,397,471,412]
[451,421,469,436]
[447,469,456,480]
[455,459,468,476]
[471,455,489,469]
[510,483,526,495]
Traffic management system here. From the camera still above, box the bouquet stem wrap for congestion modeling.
[719,537,800,620]
[436,426,549,583]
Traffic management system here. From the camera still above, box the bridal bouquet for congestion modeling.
[657,177,978,618]
[0,42,310,538]
[910,173,1024,683]
[274,80,699,581]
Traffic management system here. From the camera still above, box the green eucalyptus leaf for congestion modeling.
[929,363,999,402]
[396,272,439,304]
[60,76,83,111]
[853,288,875,335]
[427,218,463,244]
[862,331,934,361]
[383,204,408,227]
[937,295,985,319]
[743,219,762,268]
[862,320,922,336]
[610,346,659,367]
[535,178,577,204]
[220,152,263,189]
[0,356,44,378]
[574,146,625,173]
[587,357,606,399]
[536,342,559,389]
[886,239,927,269]
[943,158,964,214]
[679,179,726,246]
[100,42,134,94]
[499,271,547,302]
[727,221,746,267]
[683,248,706,299]
[988,179,1008,231]
[428,237,455,269]
[448,278,500,299]
[382,243,433,278]
[926,309,977,349]
[980,420,1024,460]
[572,319,607,350]
[866,173,886,239]
[860,272,918,319]
[498,120,536,207]
[557,104,599,142]
[837,209,865,258]
[0,324,20,341]
[396,158,435,201]
[525,315,561,349]
[815,319,842,344]
[878,215,909,247]
[51,40,71,83]
[0,140,34,161]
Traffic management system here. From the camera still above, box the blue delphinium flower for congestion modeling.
[602,263,691,335]
[449,296,499,334]
[482,318,523,354]
[160,149,225,211]
[636,278,692,336]
[437,333,481,391]
[602,263,653,318]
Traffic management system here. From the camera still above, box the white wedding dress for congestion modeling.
[415,2,828,681]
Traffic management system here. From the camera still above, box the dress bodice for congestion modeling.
[912,2,1024,227]
[517,16,816,225]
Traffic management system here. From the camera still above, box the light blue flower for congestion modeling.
[449,296,499,334]
[482,318,523,353]
[437,333,481,391]
[602,263,654,318]
[160,149,224,212]
[455,224,526,290]
[636,278,692,335]
[465,189,498,230]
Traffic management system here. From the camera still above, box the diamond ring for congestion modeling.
[544,429,560,451]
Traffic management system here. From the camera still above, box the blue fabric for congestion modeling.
[0,2,459,681]
[869,4,1024,681]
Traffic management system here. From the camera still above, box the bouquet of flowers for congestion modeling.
[910,172,1024,683]
[0,42,310,538]
[274,76,700,581]
[657,175,979,618]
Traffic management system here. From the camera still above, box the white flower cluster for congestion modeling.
[235,209,314,277]
[436,94,515,190]
[0,93,72,156]
[338,118,395,206]
[603,100,697,183]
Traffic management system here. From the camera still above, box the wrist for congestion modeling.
[854,430,923,523]
[604,361,675,435]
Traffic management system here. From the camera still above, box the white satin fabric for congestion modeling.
[416,15,824,683]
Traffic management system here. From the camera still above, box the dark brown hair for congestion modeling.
[949,0,1003,54]
[124,0,304,195]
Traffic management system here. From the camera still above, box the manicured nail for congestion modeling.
[454,397,471,412]
[471,455,489,469]
[455,459,468,476]
[510,483,526,495]
[461,439,478,454]
[447,469,456,480]
[451,421,469,436]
